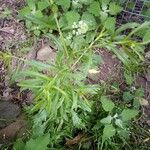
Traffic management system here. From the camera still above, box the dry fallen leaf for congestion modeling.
[139,98,149,106]
[65,133,84,146]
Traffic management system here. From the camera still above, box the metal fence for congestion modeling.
[118,0,150,24]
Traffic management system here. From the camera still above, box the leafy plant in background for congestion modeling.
[88,94,139,150]
[19,0,150,73]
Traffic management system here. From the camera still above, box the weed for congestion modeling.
[0,0,149,150]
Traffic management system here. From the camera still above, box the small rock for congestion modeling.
[0,117,26,143]
[145,51,150,59]
[36,45,56,63]
[139,98,149,106]
[88,69,100,82]
[0,101,21,128]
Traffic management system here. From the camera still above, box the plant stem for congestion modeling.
[54,15,69,60]
[71,28,105,70]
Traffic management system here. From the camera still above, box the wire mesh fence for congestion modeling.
[118,0,150,24]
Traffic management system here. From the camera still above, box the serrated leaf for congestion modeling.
[26,60,52,70]
[27,0,36,10]
[109,2,123,15]
[120,109,139,121]
[124,70,134,85]
[115,119,123,128]
[117,129,129,139]
[65,11,80,27]
[101,96,115,112]
[123,91,133,102]
[82,12,96,30]
[100,115,112,124]
[87,1,101,16]
[102,124,116,140]
[135,88,144,97]
[104,17,116,33]
[115,22,139,34]
[25,134,49,150]
[78,99,91,112]
[143,28,150,43]
[72,111,84,128]
[13,139,25,150]
[56,0,70,10]
[101,0,110,10]
[19,7,31,17]
[80,0,94,5]
[71,35,87,50]
[38,1,49,11]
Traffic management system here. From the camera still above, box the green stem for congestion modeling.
[71,28,105,70]
[54,15,69,60]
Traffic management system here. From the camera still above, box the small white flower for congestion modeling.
[130,86,136,92]
[72,22,78,28]
[77,28,82,35]
[66,33,72,40]
[113,113,118,118]
[73,0,79,5]
[76,31,80,36]
[79,20,84,25]
[72,30,76,35]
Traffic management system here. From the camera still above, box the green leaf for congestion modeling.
[81,12,96,30]
[123,91,133,102]
[101,96,115,112]
[101,0,110,11]
[71,35,87,50]
[72,111,84,128]
[104,17,116,33]
[109,2,123,15]
[26,60,52,70]
[25,134,49,150]
[135,88,144,97]
[124,70,134,85]
[80,0,94,5]
[102,124,116,140]
[20,70,49,80]
[23,14,56,29]
[120,109,139,121]
[38,1,50,11]
[78,99,91,112]
[27,0,36,10]
[100,115,112,124]
[13,139,25,150]
[56,0,70,10]
[87,1,101,16]
[115,119,123,128]
[117,128,129,139]
[65,11,80,27]
[143,28,150,43]
[19,7,31,17]
[115,22,139,34]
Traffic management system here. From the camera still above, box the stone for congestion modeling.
[87,69,100,82]
[0,101,21,129]
[36,45,56,63]
[0,116,26,143]
[145,51,150,59]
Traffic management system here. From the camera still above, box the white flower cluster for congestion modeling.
[72,20,88,36]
